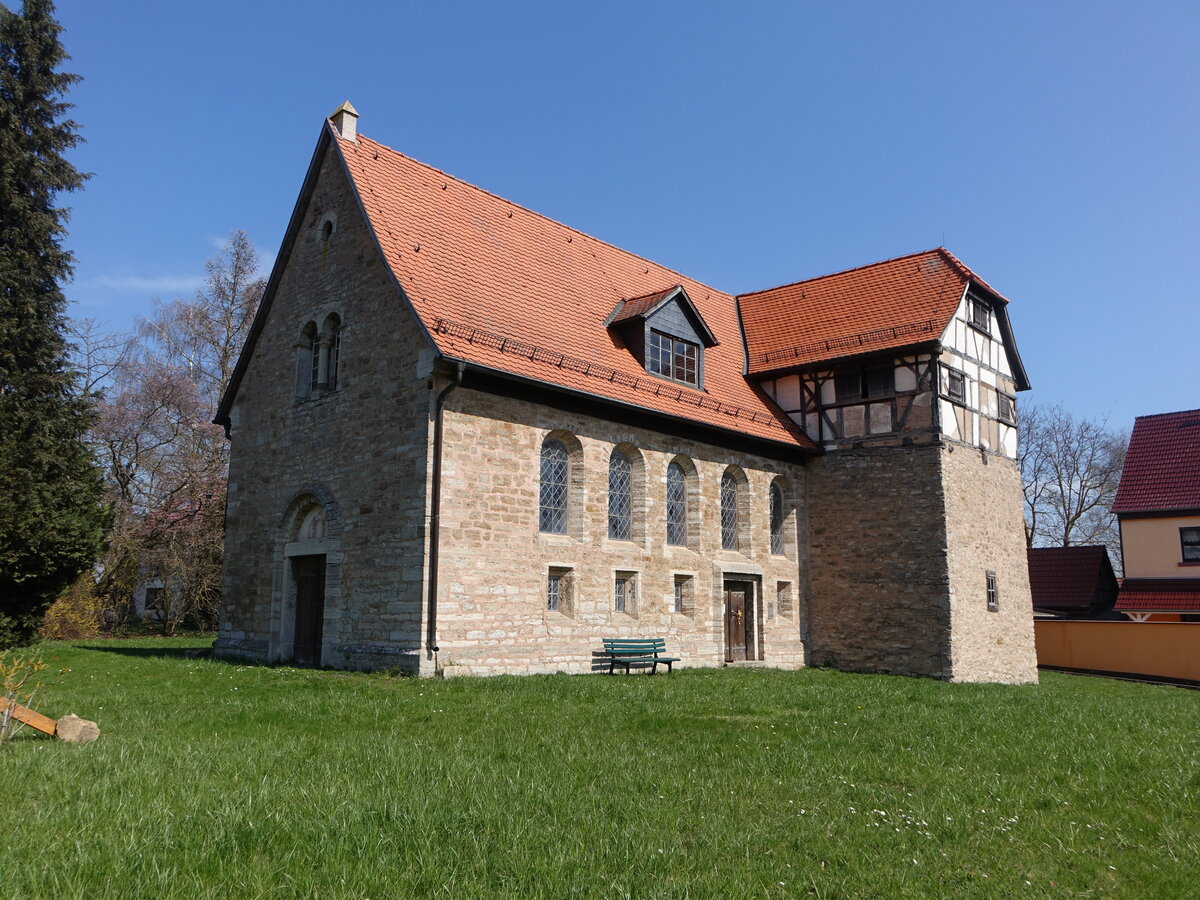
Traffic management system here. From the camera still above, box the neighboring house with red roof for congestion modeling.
[1027,546,1120,619]
[213,105,1037,682]
[1112,409,1200,622]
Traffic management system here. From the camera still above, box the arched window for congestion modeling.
[327,320,341,390]
[770,483,785,555]
[608,450,632,540]
[666,462,687,546]
[721,471,739,550]
[312,328,321,391]
[539,439,569,534]
[296,321,319,398]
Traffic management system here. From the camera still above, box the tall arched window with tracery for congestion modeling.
[608,450,632,540]
[770,482,785,555]
[540,439,569,534]
[721,471,739,550]
[666,462,687,546]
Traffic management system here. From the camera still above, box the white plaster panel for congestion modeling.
[776,375,801,411]
[895,365,917,392]
[842,405,865,437]
[820,379,836,405]
[869,403,892,434]
[941,400,959,438]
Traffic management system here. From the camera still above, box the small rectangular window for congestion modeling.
[1181,528,1200,563]
[614,572,637,616]
[970,296,991,333]
[144,587,163,611]
[776,582,793,618]
[834,367,861,403]
[673,575,693,615]
[864,366,894,399]
[998,392,1016,424]
[647,331,699,386]
[945,368,966,403]
[835,365,894,402]
[547,567,573,614]
[986,571,999,612]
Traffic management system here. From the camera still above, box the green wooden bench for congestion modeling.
[602,638,680,675]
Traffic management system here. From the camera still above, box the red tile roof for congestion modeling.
[1027,546,1118,610]
[738,248,1006,375]
[336,131,811,448]
[1116,578,1200,612]
[1112,409,1200,514]
[608,286,683,326]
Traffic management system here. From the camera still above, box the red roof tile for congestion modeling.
[738,248,1005,375]
[1111,409,1200,514]
[336,131,811,448]
[1027,546,1118,610]
[1116,578,1200,612]
[608,286,683,326]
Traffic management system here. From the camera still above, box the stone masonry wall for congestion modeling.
[217,147,434,672]
[806,446,953,677]
[940,445,1038,683]
[433,388,808,675]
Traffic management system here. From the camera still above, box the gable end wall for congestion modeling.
[217,149,435,671]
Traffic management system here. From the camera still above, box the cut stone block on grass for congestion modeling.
[55,714,100,744]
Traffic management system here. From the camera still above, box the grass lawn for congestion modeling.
[2,640,1197,898]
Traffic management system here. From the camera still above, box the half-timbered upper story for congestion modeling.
[738,248,1031,457]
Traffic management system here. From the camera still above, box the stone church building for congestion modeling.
[214,104,1037,682]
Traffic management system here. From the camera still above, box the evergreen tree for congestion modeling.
[0,0,107,646]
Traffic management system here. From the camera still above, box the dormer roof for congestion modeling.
[606,285,718,347]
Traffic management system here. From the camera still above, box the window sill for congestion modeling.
[1179,561,1200,567]
[967,322,993,338]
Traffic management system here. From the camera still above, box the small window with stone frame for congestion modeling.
[776,581,793,618]
[547,567,574,615]
[673,574,694,616]
[614,571,637,616]
[986,571,999,612]
[1181,527,1200,563]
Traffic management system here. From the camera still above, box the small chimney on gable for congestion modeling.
[330,101,358,141]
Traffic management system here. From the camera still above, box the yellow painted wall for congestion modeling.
[1035,620,1200,681]
[1120,514,1200,577]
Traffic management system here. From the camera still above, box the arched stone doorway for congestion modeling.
[276,491,341,666]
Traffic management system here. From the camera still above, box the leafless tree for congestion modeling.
[64,231,264,634]
[1020,402,1127,568]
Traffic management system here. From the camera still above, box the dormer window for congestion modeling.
[604,285,717,391]
[969,295,991,333]
[648,331,698,386]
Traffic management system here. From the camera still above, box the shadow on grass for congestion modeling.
[73,645,205,660]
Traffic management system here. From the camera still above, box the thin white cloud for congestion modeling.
[93,274,205,293]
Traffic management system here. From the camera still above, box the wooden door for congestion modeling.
[724,582,747,662]
[292,555,326,666]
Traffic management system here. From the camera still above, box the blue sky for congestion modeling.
[56,0,1198,428]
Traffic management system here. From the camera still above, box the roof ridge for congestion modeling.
[348,133,729,301]
[1132,407,1200,422]
[736,247,948,299]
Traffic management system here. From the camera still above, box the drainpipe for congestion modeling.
[426,360,465,669]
